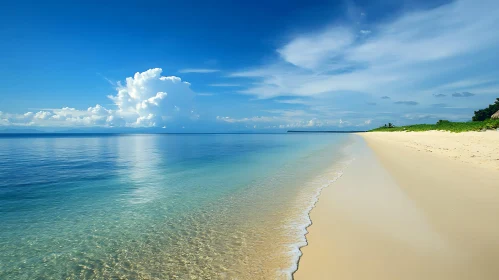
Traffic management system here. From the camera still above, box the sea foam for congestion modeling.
[281,156,355,279]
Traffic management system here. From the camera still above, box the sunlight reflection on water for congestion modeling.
[0,134,353,279]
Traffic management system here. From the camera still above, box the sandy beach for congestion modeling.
[295,131,499,280]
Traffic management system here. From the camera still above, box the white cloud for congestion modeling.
[451,91,475,97]
[277,27,354,69]
[209,83,240,87]
[178,68,220,73]
[34,111,52,120]
[216,108,367,129]
[1,68,197,128]
[274,99,308,104]
[232,0,499,103]
[216,116,275,123]
[426,78,496,93]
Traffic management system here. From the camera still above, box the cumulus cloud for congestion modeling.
[0,68,197,128]
[108,68,196,126]
[452,91,475,97]
[394,101,419,105]
[34,111,52,120]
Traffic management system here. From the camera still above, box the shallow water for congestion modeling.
[0,133,353,279]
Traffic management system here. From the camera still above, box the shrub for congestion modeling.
[436,120,450,125]
[472,98,499,121]
[370,118,499,133]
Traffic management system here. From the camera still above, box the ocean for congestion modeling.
[0,133,354,279]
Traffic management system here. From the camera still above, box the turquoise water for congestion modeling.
[0,133,354,279]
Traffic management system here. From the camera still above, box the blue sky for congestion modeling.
[1,0,499,132]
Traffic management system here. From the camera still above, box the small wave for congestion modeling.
[281,157,355,279]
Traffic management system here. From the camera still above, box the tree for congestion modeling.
[472,98,499,121]
[388,123,394,128]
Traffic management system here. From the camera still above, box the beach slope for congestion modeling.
[295,132,499,280]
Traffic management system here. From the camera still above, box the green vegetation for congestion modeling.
[370,119,499,132]
[371,98,499,133]
[472,98,499,121]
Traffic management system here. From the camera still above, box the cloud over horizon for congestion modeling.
[2,0,499,131]
[0,69,197,128]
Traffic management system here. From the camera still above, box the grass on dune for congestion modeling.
[370,119,499,133]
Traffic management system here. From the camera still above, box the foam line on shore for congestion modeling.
[282,157,355,279]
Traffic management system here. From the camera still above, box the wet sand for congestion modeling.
[294,132,499,280]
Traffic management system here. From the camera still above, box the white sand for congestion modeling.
[294,132,499,280]
[366,131,499,171]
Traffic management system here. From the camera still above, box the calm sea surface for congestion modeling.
[0,133,354,279]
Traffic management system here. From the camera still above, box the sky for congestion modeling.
[1,0,499,132]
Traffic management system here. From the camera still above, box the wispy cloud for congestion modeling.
[277,27,355,69]
[209,83,241,87]
[394,101,419,105]
[274,99,308,104]
[216,114,363,129]
[433,93,447,97]
[4,0,498,131]
[97,73,116,86]
[216,0,499,129]
[178,68,220,73]
[452,91,475,97]
[231,0,499,102]
[216,116,275,123]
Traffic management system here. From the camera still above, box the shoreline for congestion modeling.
[294,131,499,279]
[285,138,357,279]
[287,170,346,279]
